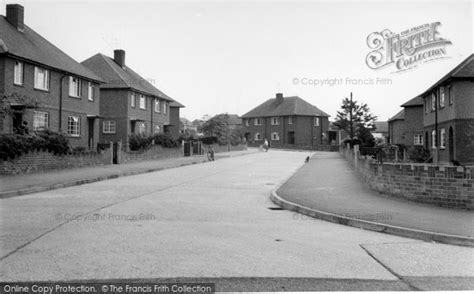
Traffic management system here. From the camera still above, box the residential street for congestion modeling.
[0,150,473,291]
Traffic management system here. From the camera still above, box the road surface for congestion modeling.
[1,150,473,291]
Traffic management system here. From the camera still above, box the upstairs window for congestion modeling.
[288,116,293,125]
[34,67,49,91]
[439,87,445,108]
[254,118,262,126]
[69,76,81,98]
[163,102,167,114]
[271,117,279,125]
[139,95,146,110]
[448,85,453,105]
[131,93,136,108]
[314,117,320,126]
[431,93,436,111]
[88,82,94,101]
[14,61,23,85]
[245,119,249,127]
[155,100,161,113]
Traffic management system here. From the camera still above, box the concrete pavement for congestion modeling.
[1,150,473,291]
[276,152,474,245]
[0,149,256,198]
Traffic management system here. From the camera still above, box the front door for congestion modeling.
[13,112,22,133]
[288,131,295,144]
[88,118,94,150]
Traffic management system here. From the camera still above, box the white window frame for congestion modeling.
[254,132,261,141]
[414,134,423,146]
[33,111,48,130]
[131,93,136,108]
[439,87,445,108]
[314,117,320,126]
[137,122,146,134]
[103,120,116,134]
[69,76,81,98]
[431,130,436,149]
[271,117,279,125]
[87,82,94,101]
[431,93,436,111]
[34,67,49,91]
[139,95,146,110]
[254,118,262,126]
[163,102,167,114]
[14,61,23,85]
[67,116,80,137]
[245,119,249,127]
[448,85,453,105]
[288,116,293,125]
[154,125,161,134]
[271,132,280,141]
[155,100,161,113]
[440,128,446,149]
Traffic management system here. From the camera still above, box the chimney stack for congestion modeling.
[114,49,125,68]
[6,4,24,31]
[275,93,284,105]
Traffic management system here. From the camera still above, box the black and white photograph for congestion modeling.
[0,0,473,293]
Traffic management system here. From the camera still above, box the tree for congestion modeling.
[334,93,377,147]
[199,113,243,145]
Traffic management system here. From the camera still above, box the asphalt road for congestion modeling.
[0,150,473,291]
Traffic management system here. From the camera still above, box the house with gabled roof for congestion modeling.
[388,96,424,147]
[0,4,104,149]
[419,54,474,164]
[81,50,184,148]
[241,93,330,149]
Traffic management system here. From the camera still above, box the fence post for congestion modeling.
[354,144,359,167]
[117,141,122,164]
[108,141,113,164]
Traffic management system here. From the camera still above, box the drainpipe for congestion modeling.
[434,90,439,163]
[58,74,68,131]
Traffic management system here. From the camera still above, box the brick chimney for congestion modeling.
[275,93,284,105]
[114,49,125,68]
[6,4,24,31]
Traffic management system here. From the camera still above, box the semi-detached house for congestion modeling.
[0,4,104,149]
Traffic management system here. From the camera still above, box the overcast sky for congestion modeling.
[3,0,473,121]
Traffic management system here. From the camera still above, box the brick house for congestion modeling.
[81,50,184,148]
[241,93,330,149]
[388,96,424,147]
[420,54,474,165]
[0,4,103,149]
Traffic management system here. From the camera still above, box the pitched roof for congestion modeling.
[81,53,173,101]
[388,109,405,122]
[373,121,388,133]
[420,54,474,96]
[241,96,330,118]
[0,16,102,82]
[401,96,423,107]
[170,100,185,108]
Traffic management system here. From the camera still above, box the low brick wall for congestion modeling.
[0,149,113,175]
[342,147,474,210]
[120,144,183,164]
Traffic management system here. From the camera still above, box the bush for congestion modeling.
[0,130,69,160]
[152,133,179,148]
[128,134,153,151]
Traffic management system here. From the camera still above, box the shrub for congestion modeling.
[128,134,153,151]
[152,133,179,148]
[0,130,69,160]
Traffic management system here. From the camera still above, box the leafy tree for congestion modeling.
[199,113,243,145]
[334,93,377,147]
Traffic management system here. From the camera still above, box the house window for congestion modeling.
[288,116,293,125]
[67,116,80,137]
[137,122,146,134]
[271,117,279,125]
[163,102,167,114]
[314,117,320,126]
[414,134,423,146]
[69,76,81,97]
[440,128,446,149]
[245,119,249,127]
[271,132,280,141]
[254,132,261,141]
[33,111,48,130]
[425,98,429,114]
[439,87,445,108]
[131,93,136,108]
[34,67,49,91]
[254,118,262,126]
[155,100,161,113]
[154,125,161,134]
[431,93,436,111]
[139,95,146,110]
[431,130,436,148]
[87,82,94,101]
[14,61,23,85]
[448,85,453,105]
[103,120,116,134]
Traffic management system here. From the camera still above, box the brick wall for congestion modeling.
[0,148,113,175]
[119,144,183,164]
[341,146,473,209]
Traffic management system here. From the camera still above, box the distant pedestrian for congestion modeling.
[263,139,269,152]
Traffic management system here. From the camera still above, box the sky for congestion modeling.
[2,0,473,121]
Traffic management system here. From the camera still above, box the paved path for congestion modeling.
[0,149,255,198]
[0,150,473,291]
[277,152,474,238]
